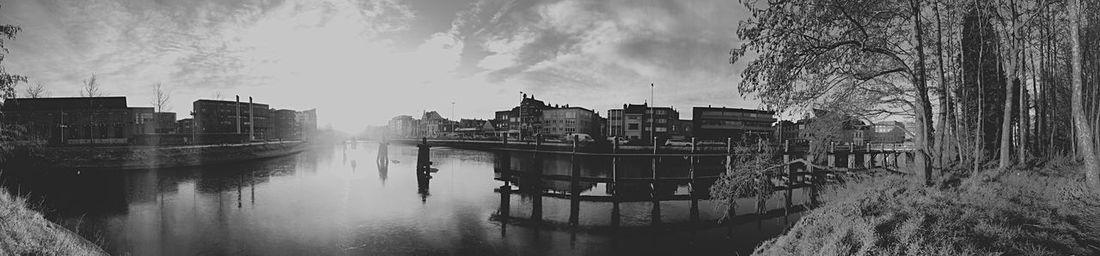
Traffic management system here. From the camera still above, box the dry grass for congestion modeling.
[751,161,1100,256]
[0,189,105,256]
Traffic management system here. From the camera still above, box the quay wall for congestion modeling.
[9,141,307,170]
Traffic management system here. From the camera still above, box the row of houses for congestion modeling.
[0,96,317,146]
[385,94,909,145]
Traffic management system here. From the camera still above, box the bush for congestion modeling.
[752,165,1100,256]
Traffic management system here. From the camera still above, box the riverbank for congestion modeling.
[750,158,1100,255]
[6,141,308,170]
[0,188,105,255]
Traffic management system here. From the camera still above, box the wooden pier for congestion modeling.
[483,137,912,230]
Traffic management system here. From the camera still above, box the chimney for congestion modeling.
[249,96,254,141]
[236,96,241,134]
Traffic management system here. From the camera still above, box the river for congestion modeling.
[1,141,810,255]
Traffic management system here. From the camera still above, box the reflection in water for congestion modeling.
[0,142,806,255]
[376,142,389,184]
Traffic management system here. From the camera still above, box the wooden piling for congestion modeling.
[611,139,620,227]
[650,136,661,225]
[569,135,580,226]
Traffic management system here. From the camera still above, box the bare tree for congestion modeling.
[24,82,46,98]
[151,83,171,112]
[79,74,101,97]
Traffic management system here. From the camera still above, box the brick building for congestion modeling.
[692,106,776,142]
[193,99,271,141]
[1,97,152,145]
[608,103,680,144]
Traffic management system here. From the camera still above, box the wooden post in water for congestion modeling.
[689,137,699,225]
[569,135,580,226]
[784,140,793,216]
[808,142,819,207]
[531,137,543,222]
[611,139,620,228]
[650,136,661,225]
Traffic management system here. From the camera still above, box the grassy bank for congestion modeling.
[752,159,1100,255]
[0,189,105,255]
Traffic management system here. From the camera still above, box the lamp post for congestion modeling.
[650,83,655,146]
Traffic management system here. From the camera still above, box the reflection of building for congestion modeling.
[608,103,679,143]
[540,106,601,139]
[692,106,776,142]
[0,97,146,145]
[193,99,272,140]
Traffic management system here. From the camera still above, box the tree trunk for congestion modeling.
[1018,47,1028,164]
[934,1,949,168]
[998,10,1017,169]
[911,0,935,184]
[1070,0,1100,191]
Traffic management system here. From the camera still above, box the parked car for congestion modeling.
[664,139,692,147]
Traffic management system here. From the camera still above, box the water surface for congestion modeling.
[2,141,809,255]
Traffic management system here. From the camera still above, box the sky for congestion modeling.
[1,0,756,133]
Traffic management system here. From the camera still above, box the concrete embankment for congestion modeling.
[386,138,733,154]
[8,141,307,170]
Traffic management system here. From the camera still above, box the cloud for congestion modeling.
[447,0,754,114]
[1,0,756,132]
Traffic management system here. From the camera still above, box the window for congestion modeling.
[657,119,667,124]
[656,109,667,115]
[656,127,667,132]
[628,124,639,130]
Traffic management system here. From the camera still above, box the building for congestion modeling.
[419,111,452,138]
[669,119,693,140]
[774,109,906,144]
[177,118,194,135]
[297,109,317,141]
[692,106,776,142]
[272,109,300,140]
[608,103,680,144]
[540,105,600,139]
[493,110,519,138]
[154,112,177,134]
[193,99,272,141]
[131,107,156,135]
[387,115,419,138]
[0,97,150,145]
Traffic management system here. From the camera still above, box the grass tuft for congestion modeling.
[0,188,106,255]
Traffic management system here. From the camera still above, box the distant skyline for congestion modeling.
[1,0,756,132]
